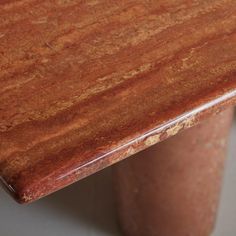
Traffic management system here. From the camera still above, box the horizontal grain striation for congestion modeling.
[0,0,236,203]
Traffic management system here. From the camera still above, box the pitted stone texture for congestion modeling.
[113,108,234,236]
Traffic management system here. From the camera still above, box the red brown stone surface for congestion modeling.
[0,0,236,203]
[113,108,234,236]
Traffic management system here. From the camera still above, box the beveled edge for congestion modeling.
[2,89,236,204]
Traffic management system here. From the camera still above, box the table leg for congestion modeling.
[112,108,234,236]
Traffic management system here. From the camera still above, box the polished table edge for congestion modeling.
[2,90,236,204]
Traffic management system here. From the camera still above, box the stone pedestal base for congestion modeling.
[112,108,234,236]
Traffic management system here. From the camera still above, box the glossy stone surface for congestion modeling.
[0,0,236,203]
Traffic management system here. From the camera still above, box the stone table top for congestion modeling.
[0,0,236,203]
